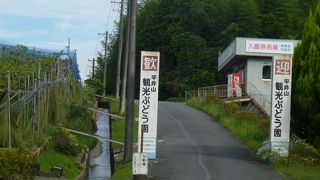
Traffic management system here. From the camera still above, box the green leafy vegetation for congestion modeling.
[187,96,268,151]
[36,89,97,178]
[85,0,320,149]
[187,96,320,179]
[292,3,320,146]
[95,0,319,101]
[110,162,132,180]
[0,45,97,178]
[0,149,33,179]
[263,137,320,179]
[37,143,82,179]
[107,99,139,179]
[166,97,185,102]
[110,98,120,114]
[110,99,139,150]
[0,45,57,91]
[52,128,79,155]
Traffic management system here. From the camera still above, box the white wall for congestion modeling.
[246,57,272,102]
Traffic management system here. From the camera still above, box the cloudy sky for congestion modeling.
[0,0,119,80]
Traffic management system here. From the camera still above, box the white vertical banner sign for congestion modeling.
[270,54,292,156]
[138,51,160,159]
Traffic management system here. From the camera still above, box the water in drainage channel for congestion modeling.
[88,108,111,180]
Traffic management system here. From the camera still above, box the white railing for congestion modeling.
[184,90,198,100]
[246,82,271,117]
[185,82,271,117]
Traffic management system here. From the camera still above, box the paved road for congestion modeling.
[148,102,280,180]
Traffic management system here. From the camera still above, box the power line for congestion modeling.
[105,2,115,32]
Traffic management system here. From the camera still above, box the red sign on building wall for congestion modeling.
[232,73,241,97]
[228,73,242,97]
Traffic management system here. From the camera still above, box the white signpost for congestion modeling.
[137,51,160,160]
[270,54,293,156]
[132,153,148,175]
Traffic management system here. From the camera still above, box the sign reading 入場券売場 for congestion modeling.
[246,40,294,55]
[138,51,160,159]
[270,54,292,156]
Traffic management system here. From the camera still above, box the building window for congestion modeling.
[262,65,271,80]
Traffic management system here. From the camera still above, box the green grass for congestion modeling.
[37,132,97,179]
[37,143,82,179]
[76,134,98,150]
[166,97,185,102]
[112,105,139,150]
[110,98,120,114]
[109,100,139,179]
[187,97,320,179]
[109,98,139,150]
[110,162,132,180]
[187,98,268,151]
[272,160,320,179]
[36,89,97,179]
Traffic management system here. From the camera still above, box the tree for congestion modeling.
[258,0,304,39]
[292,4,320,145]
[216,0,261,46]
[299,0,320,16]
[103,0,318,100]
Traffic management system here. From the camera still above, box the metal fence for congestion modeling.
[0,59,79,149]
[185,82,271,117]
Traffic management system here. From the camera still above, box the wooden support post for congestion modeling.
[7,72,11,149]
[32,72,36,142]
[37,62,41,134]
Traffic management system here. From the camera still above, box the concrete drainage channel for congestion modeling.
[88,108,113,180]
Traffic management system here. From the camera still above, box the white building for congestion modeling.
[218,37,299,116]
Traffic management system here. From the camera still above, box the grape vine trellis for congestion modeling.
[0,45,81,150]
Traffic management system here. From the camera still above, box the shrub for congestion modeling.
[223,102,240,113]
[207,93,220,103]
[52,128,79,155]
[67,102,90,121]
[0,149,33,179]
[166,97,184,102]
[236,110,257,121]
[290,137,320,165]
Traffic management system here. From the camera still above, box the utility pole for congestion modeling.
[124,0,137,162]
[7,72,11,149]
[88,58,96,78]
[99,31,108,96]
[120,0,131,113]
[113,0,125,99]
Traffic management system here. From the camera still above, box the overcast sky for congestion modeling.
[0,0,119,80]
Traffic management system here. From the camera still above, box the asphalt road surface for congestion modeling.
[148,102,280,180]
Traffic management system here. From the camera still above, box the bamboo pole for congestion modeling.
[7,72,11,149]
